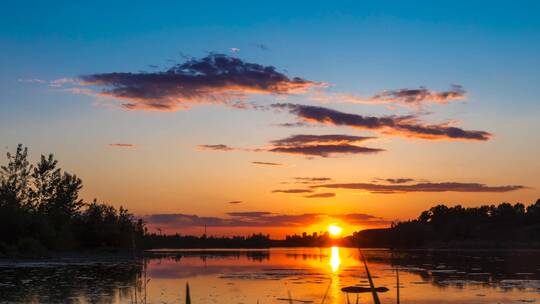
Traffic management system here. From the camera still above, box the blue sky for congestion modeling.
[1,1,539,235]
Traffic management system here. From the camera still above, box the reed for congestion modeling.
[396,268,400,304]
[185,282,191,304]
[360,249,381,304]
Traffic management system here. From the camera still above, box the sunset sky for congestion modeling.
[1,1,539,237]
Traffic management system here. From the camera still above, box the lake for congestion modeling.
[1,247,540,303]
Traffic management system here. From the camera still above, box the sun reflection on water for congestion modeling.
[329,246,341,272]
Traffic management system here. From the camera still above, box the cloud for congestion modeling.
[251,161,283,166]
[109,143,136,148]
[328,85,466,108]
[268,134,384,157]
[199,134,383,158]
[313,181,525,194]
[373,178,415,184]
[269,145,383,157]
[143,211,390,229]
[272,189,314,194]
[252,43,269,51]
[270,134,374,146]
[227,211,273,217]
[227,200,242,204]
[294,177,333,184]
[304,192,336,198]
[230,47,240,53]
[50,78,76,88]
[197,144,235,151]
[18,78,46,84]
[77,54,323,111]
[275,122,313,128]
[368,85,466,107]
[272,103,491,141]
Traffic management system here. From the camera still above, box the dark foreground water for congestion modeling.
[1,247,540,303]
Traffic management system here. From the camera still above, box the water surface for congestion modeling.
[1,247,540,303]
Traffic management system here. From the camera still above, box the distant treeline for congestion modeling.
[143,231,338,249]
[350,200,540,248]
[0,145,145,257]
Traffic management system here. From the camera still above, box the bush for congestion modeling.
[16,238,48,258]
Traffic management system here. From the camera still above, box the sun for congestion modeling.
[328,224,343,238]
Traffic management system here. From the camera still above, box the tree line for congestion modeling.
[0,145,145,256]
[351,200,540,248]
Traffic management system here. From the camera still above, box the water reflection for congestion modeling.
[329,246,341,272]
[0,249,539,303]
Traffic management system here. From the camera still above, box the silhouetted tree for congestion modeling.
[0,145,145,255]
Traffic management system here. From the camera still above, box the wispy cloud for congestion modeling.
[197,144,235,151]
[109,143,136,148]
[268,134,384,157]
[18,78,46,84]
[269,145,383,157]
[270,134,374,146]
[251,43,269,51]
[373,178,415,184]
[75,54,323,111]
[304,192,336,198]
[251,161,283,166]
[272,189,314,194]
[313,181,525,194]
[294,177,333,184]
[199,134,383,158]
[318,85,466,108]
[368,85,466,107]
[272,103,491,141]
[227,200,243,204]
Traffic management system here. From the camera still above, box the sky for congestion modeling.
[1,1,539,237]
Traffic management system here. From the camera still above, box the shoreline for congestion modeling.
[4,246,540,262]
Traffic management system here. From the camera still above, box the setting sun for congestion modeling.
[328,224,343,238]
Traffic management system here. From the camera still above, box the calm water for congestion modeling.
[1,248,540,303]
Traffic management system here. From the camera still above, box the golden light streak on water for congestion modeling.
[330,246,341,272]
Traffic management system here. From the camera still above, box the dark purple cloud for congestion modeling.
[270,134,374,146]
[368,85,466,107]
[227,211,273,217]
[197,144,234,151]
[272,103,491,141]
[269,144,383,157]
[251,161,283,166]
[272,189,314,194]
[304,192,336,198]
[294,177,333,184]
[199,134,383,158]
[313,182,525,194]
[268,134,384,157]
[108,143,135,148]
[374,178,415,184]
[78,54,322,111]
